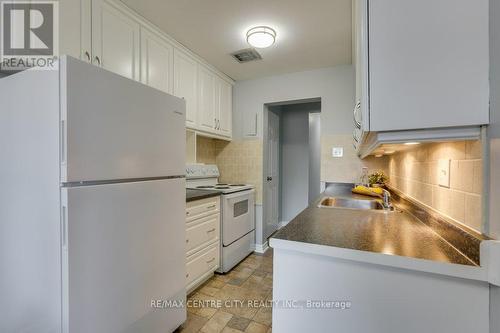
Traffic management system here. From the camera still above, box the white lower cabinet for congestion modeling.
[185,196,221,293]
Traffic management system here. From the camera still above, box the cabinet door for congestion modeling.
[59,0,89,61]
[354,0,369,133]
[197,65,217,133]
[174,50,198,128]
[368,0,489,131]
[140,28,173,94]
[91,0,140,80]
[217,78,232,137]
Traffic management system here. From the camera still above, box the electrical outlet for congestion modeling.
[332,147,343,158]
[438,159,451,188]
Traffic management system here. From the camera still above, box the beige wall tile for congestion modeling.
[321,134,388,183]
[465,194,482,231]
[215,139,263,204]
[466,140,482,159]
[388,140,483,232]
[450,160,474,192]
[473,160,483,195]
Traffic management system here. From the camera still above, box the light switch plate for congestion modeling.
[332,147,343,158]
[438,159,451,188]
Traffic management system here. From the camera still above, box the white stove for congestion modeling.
[186,164,255,273]
[186,164,253,194]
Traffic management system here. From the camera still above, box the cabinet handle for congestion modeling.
[206,257,215,264]
[186,239,189,243]
[94,56,101,66]
[186,273,189,278]
[353,101,362,129]
[84,51,91,62]
[206,228,216,233]
[353,130,360,143]
[206,205,216,209]
[214,118,217,129]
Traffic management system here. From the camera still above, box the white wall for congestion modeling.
[278,103,319,222]
[489,0,500,238]
[489,0,500,331]
[233,65,354,139]
[309,112,321,203]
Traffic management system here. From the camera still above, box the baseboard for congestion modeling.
[253,241,269,254]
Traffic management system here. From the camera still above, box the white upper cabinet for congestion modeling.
[216,79,232,137]
[174,50,198,128]
[91,0,140,80]
[354,0,489,135]
[197,65,217,134]
[197,64,233,138]
[62,0,233,139]
[140,27,174,94]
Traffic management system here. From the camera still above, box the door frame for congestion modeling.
[263,105,280,242]
[262,97,322,242]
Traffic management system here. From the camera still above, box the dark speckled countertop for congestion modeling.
[186,189,221,202]
[272,183,477,266]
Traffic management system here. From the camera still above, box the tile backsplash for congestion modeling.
[321,134,388,183]
[388,141,483,232]
[194,137,264,204]
[196,136,217,164]
[215,139,263,204]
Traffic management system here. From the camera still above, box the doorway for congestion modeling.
[263,99,321,241]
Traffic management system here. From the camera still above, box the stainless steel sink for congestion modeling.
[318,197,385,210]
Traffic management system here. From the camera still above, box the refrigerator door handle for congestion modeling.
[62,205,68,250]
[61,120,67,164]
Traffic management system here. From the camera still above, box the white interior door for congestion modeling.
[61,179,186,333]
[264,111,280,239]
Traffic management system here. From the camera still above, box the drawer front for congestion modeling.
[186,243,219,286]
[186,214,220,256]
[186,197,220,223]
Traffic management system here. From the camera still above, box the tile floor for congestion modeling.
[177,249,273,333]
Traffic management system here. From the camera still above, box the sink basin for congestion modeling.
[318,197,384,210]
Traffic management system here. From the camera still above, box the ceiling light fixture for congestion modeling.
[384,150,396,154]
[246,26,276,48]
[404,142,420,146]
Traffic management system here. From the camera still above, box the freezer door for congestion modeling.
[60,56,185,183]
[61,179,186,333]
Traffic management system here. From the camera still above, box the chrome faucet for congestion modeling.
[380,189,392,210]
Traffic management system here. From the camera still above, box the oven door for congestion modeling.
[222,190,255,246]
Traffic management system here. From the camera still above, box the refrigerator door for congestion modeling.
[61,179,186,333]
[60,56,186,183]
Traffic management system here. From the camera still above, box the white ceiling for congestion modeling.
[121,0,353,81]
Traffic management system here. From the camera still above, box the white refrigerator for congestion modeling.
[0,56,187,333]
